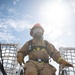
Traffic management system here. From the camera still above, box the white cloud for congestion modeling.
[40,21,73,48]
[13,1,16,5]
[0,18,31,43]
[38,1,75,48]
[72,2,75,13]
[66,29,72,36]
[0,0,74,47]
[13,0,20,5]
[43,23,63,39]
[0,18,31,31]
[0,12,3,16]
[26,14,33,19]
[6,19,30,31]
[0,32,19,43]
[7,8,16,14]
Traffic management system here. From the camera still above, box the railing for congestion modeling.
[59,47,75,75]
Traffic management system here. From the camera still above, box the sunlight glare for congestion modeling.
[39,2,68,24]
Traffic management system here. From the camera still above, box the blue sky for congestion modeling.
[0,0,75,48]
[0,0,75,74]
